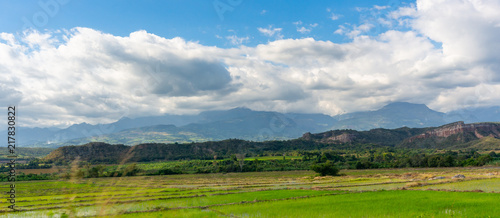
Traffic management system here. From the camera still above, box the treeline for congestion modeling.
[60,163,141,179]
[60,158,311,179]
[44,134,500,165]
[0,173,58,182]
[350,150,497,169]
[44,140,386,164]
[4,140,498,181]
[64,149,499,179]
[0,158,52,173]
[0,147,54,159]
[1,150,497,181]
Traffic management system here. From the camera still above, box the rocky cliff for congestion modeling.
[301,127,427,146]
[406,121,500,143]
[302,121,500,149]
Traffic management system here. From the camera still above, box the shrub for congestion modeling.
[310,161,339,176]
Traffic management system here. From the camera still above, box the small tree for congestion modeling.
[124,163,139,176]
[310,161,339,176]
[236,153,246,172]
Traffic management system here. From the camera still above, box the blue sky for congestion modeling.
[1,0,409,47]
[1,0,499,127]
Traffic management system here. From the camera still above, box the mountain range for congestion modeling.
[7,102,500,148]
[44,121,500,164]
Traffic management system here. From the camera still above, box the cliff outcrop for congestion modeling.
[302,121,500,149]
[406,121,500,143]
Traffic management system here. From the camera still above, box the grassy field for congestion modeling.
[0,167,498,217]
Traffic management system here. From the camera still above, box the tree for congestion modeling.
[124,163,139,176]
[488,151,497,158]
[477,155,492,166]
[236,153,246,172]
[310,161,339,176]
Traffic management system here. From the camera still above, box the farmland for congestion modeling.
[0,167,498,217]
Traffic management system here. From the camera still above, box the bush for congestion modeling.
[310,161,339,176]
[124,163,140,176]
[159,168,183,175]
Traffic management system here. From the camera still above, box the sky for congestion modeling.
[0,0,500,128]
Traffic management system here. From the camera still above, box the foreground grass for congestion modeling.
[215,190,500,218]
[0,167,498,217]
[411,178,500,192]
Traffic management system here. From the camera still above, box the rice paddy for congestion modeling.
[0,167,498,217]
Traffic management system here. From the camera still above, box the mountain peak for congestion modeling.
[229,107,252,112]
[118,117,131,121]
[381,102,430,111]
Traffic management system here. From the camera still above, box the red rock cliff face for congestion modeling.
[302,131,357,143]
[407,121,500,142]
[325,133,356,143]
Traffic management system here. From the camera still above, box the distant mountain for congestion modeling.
[10,102,500,147]
[446,106,500,123]
[330,102,447,130]
[2,114,203,147]
[47,109,336,146]
[58,124,205,146]
[44,121,500,164]
[14,127,61,145]
[15,107,335,147]
[303,121,500,149]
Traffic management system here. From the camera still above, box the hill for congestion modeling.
[8,107,335,147]
[399,121,500,149]
[43,139,334,164]
[330,102,447,130]
[304,121,500,149]
[9,102,500,148]
[44,142,131,164]
[43,121,500,164]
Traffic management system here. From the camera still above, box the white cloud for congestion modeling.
[390,6,417,19]
[374,5,389,10]
[293,21,318,34]
[334,25,346,35]
[337,23,375,38]
[257,26,283,39]
[226,35,249,45]
[297,27,310,34]
[1,0,500,127]
[330,13,341,20]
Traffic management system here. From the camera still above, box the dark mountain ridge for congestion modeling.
[8,102,500,147]
[44,121,500,164]
[305,121,500,149]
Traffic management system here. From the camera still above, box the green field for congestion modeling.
[0,167,498,217]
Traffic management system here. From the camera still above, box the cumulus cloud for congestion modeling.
[330,13,341,20]
[1,0,500,127]
[0,28,239,126]
[374,5,389,10]
[293,21,318,34]
[226,35,249,45]
[257,26,283,39]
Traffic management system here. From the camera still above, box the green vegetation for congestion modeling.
[215,191,500,217]
[1,121,497,216]
[2,146,496,182]
[0,172,58,181]
[0,167,497,217]
[310,161,339,176]
[43,140,499,169]
[0,147,55,159]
